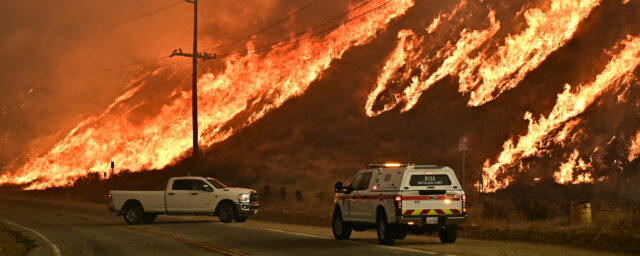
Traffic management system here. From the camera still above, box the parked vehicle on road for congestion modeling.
[332,164,467,245]
[108,176,259,224]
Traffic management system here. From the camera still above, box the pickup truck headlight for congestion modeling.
[238,193,250,203]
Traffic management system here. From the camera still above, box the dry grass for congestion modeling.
[0,224,35,256]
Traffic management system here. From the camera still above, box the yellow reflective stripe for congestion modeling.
[443,209,452,214]
[411,210,421,215]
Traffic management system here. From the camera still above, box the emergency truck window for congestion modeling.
[359,172,372,190]
[409,175,452,186]
[349,173,364,189]
[172,180,192,190]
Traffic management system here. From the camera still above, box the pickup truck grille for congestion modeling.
[250,193,258,202]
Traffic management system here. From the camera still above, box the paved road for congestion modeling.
[0,196,433,256]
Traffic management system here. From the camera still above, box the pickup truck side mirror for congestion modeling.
[202,184,213,192]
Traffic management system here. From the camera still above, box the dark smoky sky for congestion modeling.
[0,0,357,174]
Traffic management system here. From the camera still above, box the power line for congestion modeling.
[99,1,183,31]
[76,0,390,76]
[216,0,385,58]
[201,0,319,52]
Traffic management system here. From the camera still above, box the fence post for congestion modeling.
[295,190,304,202]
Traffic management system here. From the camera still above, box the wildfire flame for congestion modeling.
[554,149,593,184]
[0,0,415,190]
[365,0,600,116]
[482,35,640,192]
[629,131,640,162]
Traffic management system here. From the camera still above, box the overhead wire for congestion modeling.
[201,0,319,52]
[80,0,393,75]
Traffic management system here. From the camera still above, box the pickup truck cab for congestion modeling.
[108,176,259,224]
[332,164,466,245]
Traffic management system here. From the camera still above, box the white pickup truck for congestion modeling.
[108,176,259,224]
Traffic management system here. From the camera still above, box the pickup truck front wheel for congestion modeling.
[234,215,249,223]
[218,203,235,223]
[123,205,143,225]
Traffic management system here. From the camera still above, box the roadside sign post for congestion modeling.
[458,137,467,190]
[110,161,115,177]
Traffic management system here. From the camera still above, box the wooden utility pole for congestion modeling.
[170,0,215,171]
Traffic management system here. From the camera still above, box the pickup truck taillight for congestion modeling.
[393,195,402,215]
[108,193,112,202]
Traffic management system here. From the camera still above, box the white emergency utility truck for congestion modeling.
[108,176,259,224]
[332,164,467,245]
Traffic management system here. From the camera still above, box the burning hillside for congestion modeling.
[1,0,639,193]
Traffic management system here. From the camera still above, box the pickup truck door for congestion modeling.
[188,180,215,213]
[343,173,364,222]
[166,179,191,212]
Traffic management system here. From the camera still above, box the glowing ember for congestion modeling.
[482,35,640,192]
[0,0,415,190]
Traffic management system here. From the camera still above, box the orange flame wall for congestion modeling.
[0,0,415,190]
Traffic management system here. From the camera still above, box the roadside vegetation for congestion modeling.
[2,162,639,255]
[0,223,36,256]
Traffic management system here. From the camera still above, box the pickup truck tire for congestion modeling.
[218,203,235,223]
[376,211,395,245]
[123,204,143,225]
[234,215,249,223]
[332,209,351,240]
[438,225,458,243]
[142,213,157,224]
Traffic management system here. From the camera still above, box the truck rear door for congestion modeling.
[400,170,464,222]
[166,179,190,212]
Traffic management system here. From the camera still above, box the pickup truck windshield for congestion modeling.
[207,178,227,189]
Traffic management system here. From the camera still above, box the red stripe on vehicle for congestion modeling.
[420,209,430,214]
[450,209,460,214]
[435,209,445,214]
[404,210,414,215]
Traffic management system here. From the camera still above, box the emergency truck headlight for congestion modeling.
[238,193,250,203]
[444,198,452,205]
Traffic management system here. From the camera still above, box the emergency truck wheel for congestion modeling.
[438,225,458,243]
[332,209,351,240]
[376,211,395,245]
[218,203,235,223]
[142,213,157,224]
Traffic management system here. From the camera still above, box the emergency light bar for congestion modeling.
[369,163,407,168]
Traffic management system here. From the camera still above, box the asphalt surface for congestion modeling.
[0,196,435,256]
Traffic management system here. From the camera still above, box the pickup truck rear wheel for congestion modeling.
[438,225,458,243]
[332,209,351,240]
[218,203,235,223]
[376,211,395,245]
[123,205,143,225]
[142,213,157,224]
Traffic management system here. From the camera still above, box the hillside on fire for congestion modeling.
[1,0,640,243]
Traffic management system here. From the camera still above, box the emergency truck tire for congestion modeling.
[218,202,235,223]
[332,209,352,240]
[395,228,408,239]
[376,211,395,245]
[142,213,157,224]
[438,225,458,243]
